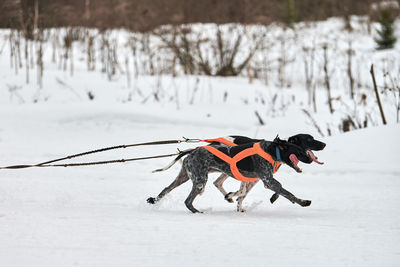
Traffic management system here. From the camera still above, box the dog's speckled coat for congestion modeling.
[148,139,313,213]
[214,134,326,211]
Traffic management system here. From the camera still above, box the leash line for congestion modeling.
[35,139,191,166]
[0,137,202,170]
[0,152,180,169]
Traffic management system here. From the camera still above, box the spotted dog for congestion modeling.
[213,134,326,211]
[147,137,314,213]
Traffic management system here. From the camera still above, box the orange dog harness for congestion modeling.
[203,142,281,182]
[200,137,237,146]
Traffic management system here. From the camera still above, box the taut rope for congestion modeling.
[0,138,200,170]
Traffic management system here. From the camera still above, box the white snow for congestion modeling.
[0,16,399,267]
[0,101,399,267]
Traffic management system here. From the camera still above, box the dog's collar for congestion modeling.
[275,146,282,162]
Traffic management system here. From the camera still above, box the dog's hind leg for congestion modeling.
[213,174,233,203]
[184,181,207,213]
[147,168,189,204]
[235,182,249,212]
[225,182,245,204]
[236,181,258,212]
[185,169,209,213]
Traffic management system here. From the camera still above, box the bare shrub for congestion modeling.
[155,24,266,76]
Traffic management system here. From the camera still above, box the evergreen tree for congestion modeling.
[375,8,397,50]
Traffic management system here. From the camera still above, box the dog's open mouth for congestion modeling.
[289,154,302,173]
[307,150,324,165]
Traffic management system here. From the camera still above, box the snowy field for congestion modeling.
[0,102,399,267]
[0,16,400,266]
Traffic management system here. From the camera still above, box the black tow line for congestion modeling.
[0,138,201,170]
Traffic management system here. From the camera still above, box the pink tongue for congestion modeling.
[289,154,301,172]
[307,150,324,165]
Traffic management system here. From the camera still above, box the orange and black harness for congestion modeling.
[201,138,282,183]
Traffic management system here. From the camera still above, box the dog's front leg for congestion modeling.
[261,176,311,207]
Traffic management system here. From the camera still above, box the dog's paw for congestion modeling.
[189,208,203,214]
[299,200,312,207]
[147,197,157,204]
[225,193,234,203]
[270,193,279,204]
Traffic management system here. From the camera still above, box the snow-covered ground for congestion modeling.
[1,17,399,134]
[0,101,399,267]
[0,16,399,266]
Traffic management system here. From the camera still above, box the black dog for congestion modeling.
[148,137,316,213]
[213,134,326,211]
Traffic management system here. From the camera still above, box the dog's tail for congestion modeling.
[152,148,193,173]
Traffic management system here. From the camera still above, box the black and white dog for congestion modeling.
[148,136,324,213]
[213,134,326,211]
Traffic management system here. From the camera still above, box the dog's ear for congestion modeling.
[274,134,283,143]
[288,136,297,143]
[275,140,287,151]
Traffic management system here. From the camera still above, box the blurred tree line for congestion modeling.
[0,0,380,31]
